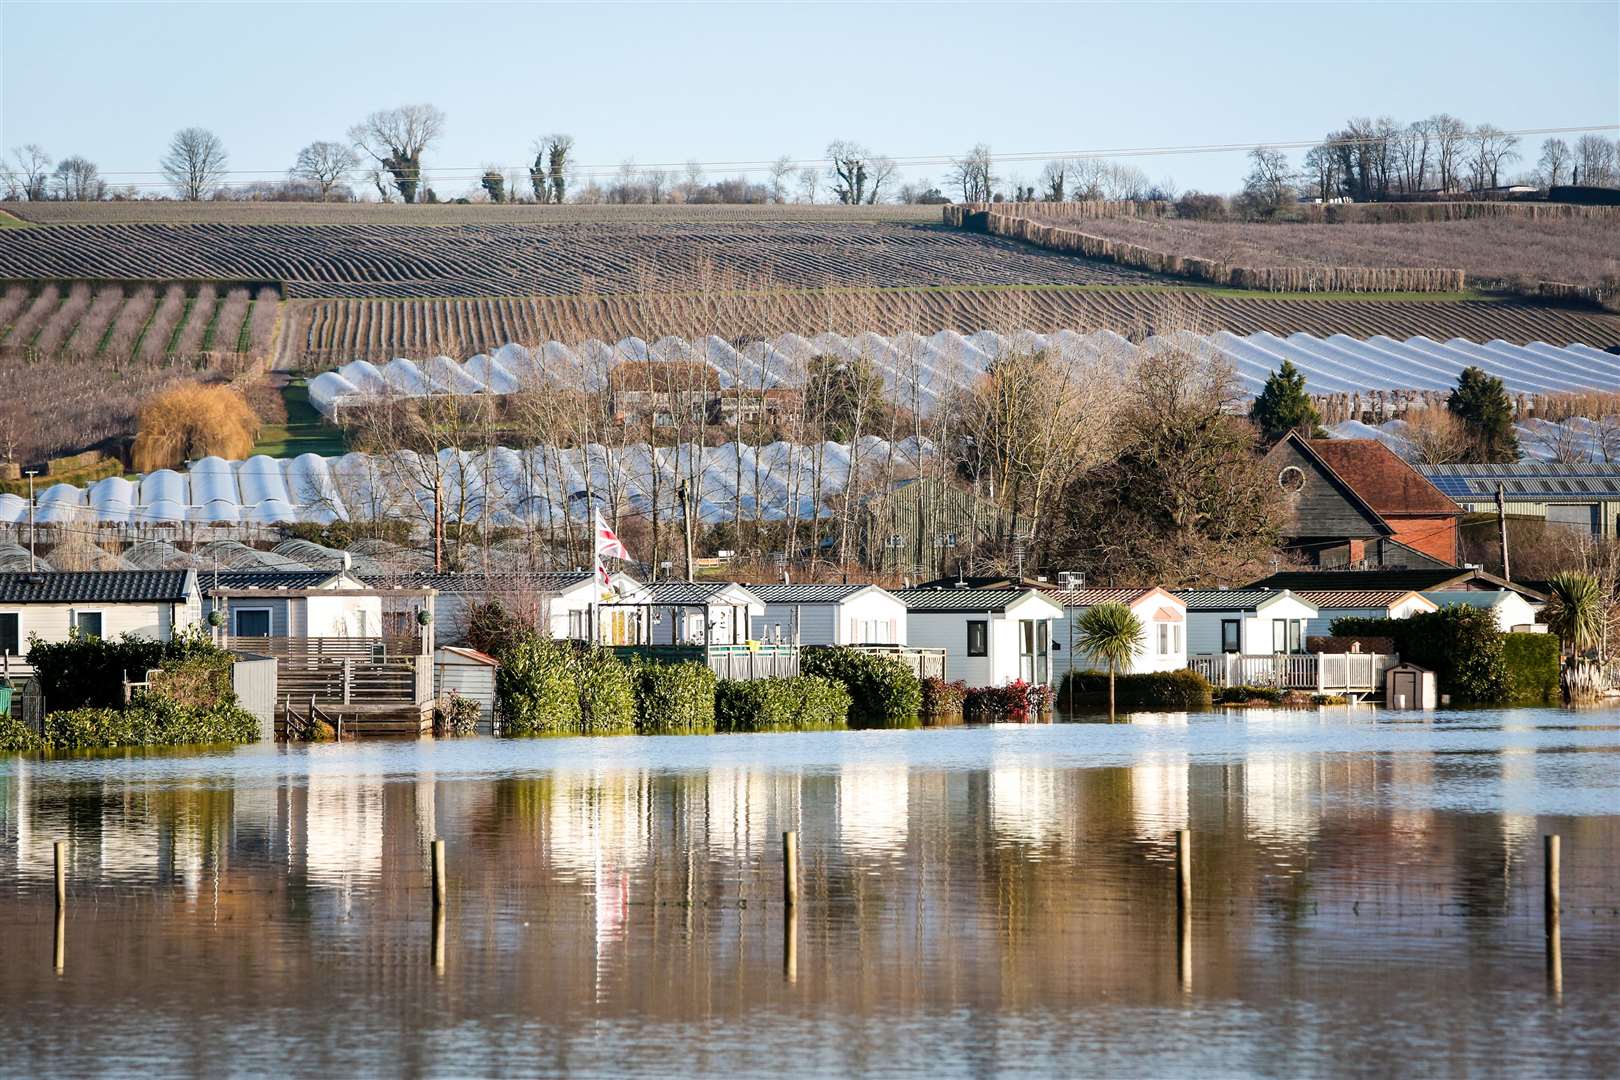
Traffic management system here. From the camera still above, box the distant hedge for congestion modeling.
[1331,606,1508,704]
[1502,633,1560,705]
[28,627,228,712]
[801,647,921,728]
[715,676,850,733]
[1062,669,1213,710]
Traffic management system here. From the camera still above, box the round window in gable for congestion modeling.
[1278,466,1306,493]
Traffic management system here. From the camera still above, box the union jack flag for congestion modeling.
[595,510,630,561]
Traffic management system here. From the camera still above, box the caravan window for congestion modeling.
[233,608,272,637]
[75,611,103,640]
[0,613,17,657]
[1220,620,1241,654]
[966,620,988,657]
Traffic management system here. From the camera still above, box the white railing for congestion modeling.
[1188,653,1396,692]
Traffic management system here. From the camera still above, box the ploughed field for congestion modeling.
[0,220,1161,298]
[0,201,943,225]
[295,288,1620,361]
[1034,213,1620,292]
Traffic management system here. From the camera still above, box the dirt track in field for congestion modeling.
[290,287,1620,363]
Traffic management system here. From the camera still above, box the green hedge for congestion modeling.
[1214,684,1285,705]
[715,675,850,733]
[1331,606,1509,704]
[28,627,228,712]
[801,647,922,728]
[1503,633,1560,704]
[632,661,718,735]
[496,639,635,737]
[496,638,580,735]
[1061,669,1214,709]
[43,696,260,749]
[0,712,40,752]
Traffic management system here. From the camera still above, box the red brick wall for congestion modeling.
[1390,517,1458,564]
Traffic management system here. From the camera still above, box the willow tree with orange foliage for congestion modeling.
[131,382,260,471]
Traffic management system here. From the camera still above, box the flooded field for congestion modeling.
[1,706,1616,1077]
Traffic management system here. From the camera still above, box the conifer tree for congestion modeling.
[1447,366,1519,462]
[1249,360,1322,444]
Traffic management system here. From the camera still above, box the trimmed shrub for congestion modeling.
[801,646,922,728]
[632,661,718,735]
[1061,669,1213,709]
[715,676,850,733]
[576,647,635,736]
[1215,684,1285,705]
[1503,632,1560,705]
[43,695,259,749]
[0,712,41,752]
[433,691,481,736]
[1332,607,1508,704]
[496,637,580,736]
[964,679,1052,721]
[920,676,968,717]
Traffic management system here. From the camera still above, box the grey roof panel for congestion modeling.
[0,570,193,605]
[749,584,878,604]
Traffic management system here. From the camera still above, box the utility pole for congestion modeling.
[678,480,695,583]
[24,469,37,572]
[1496,484,1511,582]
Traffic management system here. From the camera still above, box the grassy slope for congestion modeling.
[251,380,348,459]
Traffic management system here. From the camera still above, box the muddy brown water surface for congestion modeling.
[2,706,1617,1077]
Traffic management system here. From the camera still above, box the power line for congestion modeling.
[55,122,1620,189]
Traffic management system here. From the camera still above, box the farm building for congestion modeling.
[397,571,642,645]
[1264,433,1462,567]
[1179,589,1321,655]
[892,587,1063,688]
[0,570,202,673]
[432,646,499,725]
[1423,590,1543,632]
[746,584,907,646]
[1417,463,1620,537]
[1048,587,1187,679]
[203,569,390,641]
[1295,589,1438,639]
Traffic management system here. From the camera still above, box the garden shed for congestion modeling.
[433,645,498,725]
[1385,662,1437,709]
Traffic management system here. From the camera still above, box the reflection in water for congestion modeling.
[0,709,1617,1076]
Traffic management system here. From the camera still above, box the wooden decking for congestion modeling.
[1188,652,1397,694]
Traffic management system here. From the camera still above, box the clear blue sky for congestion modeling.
[3,1,1616,198]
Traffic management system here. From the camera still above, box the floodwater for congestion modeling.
[1,707,1617,1078]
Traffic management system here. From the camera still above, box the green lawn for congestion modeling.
[252,380,348,459]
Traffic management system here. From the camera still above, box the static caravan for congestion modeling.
[0,570,203,675]
[1296,589,1438,640]
[629,582,766,646]
[1049,587,1188,679]
[747,584,907,646]
[1179,589,1321,655]
[203,569,385,640]
[1423,590,1543,633]
[893,587,1063,688]
[404,570,643,644]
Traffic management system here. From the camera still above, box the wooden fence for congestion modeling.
[610,644,800,681]
[843,644,949,681]
[274,656,430,705]
[223,635,423,659]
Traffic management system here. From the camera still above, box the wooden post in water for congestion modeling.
[53,904,65,973]
[432,905,446,972]
[1544,834,1560,931]
[1175,830,1191,914]
[431,838,446,910]
[783,907,798,984]
[54,840,66,909]
[783,831,799,908]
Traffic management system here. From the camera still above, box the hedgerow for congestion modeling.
[714,676,850,733]
[632,661,718,735]
[801,646,921,728]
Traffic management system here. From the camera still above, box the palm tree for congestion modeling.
[1542,570,1607,703]
[1077,602,1145,718]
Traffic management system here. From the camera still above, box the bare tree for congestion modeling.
[768,155,795,203]
[826,140,871,204]
[1402,407,1473,465]
[161,127,229,200]
[948,143,996,203]
[348,104,446,204]
[293,141,361,199]
[527,134,574,203]
[1574,134,1617,187]
[51,156,106,201]
[7,144,51,200]
[1040,160,1067,202]
[1467,125,1519,190]
[1241,146,1294,215]
[1431,113,1469,192]
[797,166,819,203]
[1396,119,1433,194]
[1302,144,1341,202]
[1536,138,1571,188]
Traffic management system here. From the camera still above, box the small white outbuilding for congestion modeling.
[433,645,499,726]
